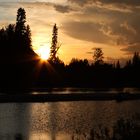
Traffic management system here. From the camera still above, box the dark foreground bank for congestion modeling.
[0,93,140,103]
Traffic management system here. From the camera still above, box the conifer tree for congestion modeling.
[50,24,59,62]
[132,52,140,66]
[15,8,26,35]
[25,25,32,49]
[15,8,34,55]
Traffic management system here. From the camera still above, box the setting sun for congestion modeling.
[36,45,50,60]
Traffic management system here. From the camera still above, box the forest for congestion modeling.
[0,8,140,91]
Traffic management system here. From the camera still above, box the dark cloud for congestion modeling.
[0,0,140,57]
[62,21,111,44]
[68,0,91,6]
[68,0,140,6]
[62,15,140,46]
[53,5,72,13]
[99,0,140,6]
[121,43,140,54]
[64,0,140,55]
[108,14,140,46]
[107,22,136,45]
[62,14,140,53]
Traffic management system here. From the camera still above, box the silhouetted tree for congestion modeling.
[2,7,140,89]
[15,8,26,35]
[116,60,120,69]
[125,60,131,68]
[50,24,60,62]
[132,52,140,66]
[15,8,31,54]
[24,24,33,53]
[0,8,38,90]
[69,58,89,67]
[93,48,104,65]
[6,24,15,38]
[0,8,34,58]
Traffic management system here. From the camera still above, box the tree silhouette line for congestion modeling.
[0,8,140,91]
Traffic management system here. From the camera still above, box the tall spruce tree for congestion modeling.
[0,8,36,64]
[50,24,59,62]
[15,8,26,35]
[15,8,34,56]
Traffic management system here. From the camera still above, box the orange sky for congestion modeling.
[0,0,139,64]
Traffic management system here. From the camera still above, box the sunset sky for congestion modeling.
[0,0,140,64]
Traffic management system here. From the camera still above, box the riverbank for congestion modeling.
[0,92,140,103]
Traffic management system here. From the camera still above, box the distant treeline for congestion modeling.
[0,8,140,91]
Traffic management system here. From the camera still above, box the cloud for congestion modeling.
[0,0,140,59]
[68,0,140,14]
[62,0,140,56]
[62,21,111,44]
[121,43,140,54]
[61,6,140,47]
[53,4,72,13]
[99,0,140,6]
[120,22,136,35]
[68,0,140,6]
[0,0,36,2]
[68,0,91,6]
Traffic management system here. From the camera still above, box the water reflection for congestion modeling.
[0,103,31,140]
[0,93,140,139]
[49,103,59,140]
[32,87,140,94]
[29,100,140,140]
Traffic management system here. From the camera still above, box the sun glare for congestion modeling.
[37,45,50,60]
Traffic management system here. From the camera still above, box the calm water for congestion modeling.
[0,88,140,140]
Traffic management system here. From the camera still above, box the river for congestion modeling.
[0,88,140,140]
